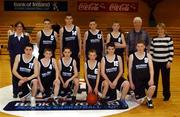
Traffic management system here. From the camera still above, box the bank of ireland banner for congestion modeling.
[4,0,68,11]
[77,0,138,12]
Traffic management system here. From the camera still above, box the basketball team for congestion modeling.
[7,14,174,109]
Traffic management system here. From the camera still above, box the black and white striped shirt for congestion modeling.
[150,35,174,63]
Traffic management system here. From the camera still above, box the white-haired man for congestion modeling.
[126,17,150,61]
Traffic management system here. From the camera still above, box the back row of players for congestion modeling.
[12,14,155,108]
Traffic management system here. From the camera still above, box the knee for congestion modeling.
[32,79,38,86]
[123,81,130,89]
[149,85,156,91]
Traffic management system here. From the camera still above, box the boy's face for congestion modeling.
[89,21,97,30]
[24,47,33,56]
[88,52,97,60]
[65,16,73,25]
[112,23,120,31]
[16,24,23,32]
[157,27,165,36]
[44,21,51,29]
[107,46,115,55]
[136,43,145,52]
[44,51,52,59]
[63,49,72,57]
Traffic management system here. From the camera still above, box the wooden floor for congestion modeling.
[0,55,180,117]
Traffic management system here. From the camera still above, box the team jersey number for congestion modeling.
[29,63,34,69]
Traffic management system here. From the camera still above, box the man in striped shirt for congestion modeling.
[150,23,174,101]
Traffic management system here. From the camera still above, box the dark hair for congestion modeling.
[113,21,119,24]
[25,43,34,49]
[15,21,25,30]
[63,46,72,52]
[136,39,145,45]
[43,18,51,22]
[88,49,97,55]
[10,24,14,27]
[106,42,115,48]
[89,18,96,23]
[66,13,73,17]
[44,48,53,53]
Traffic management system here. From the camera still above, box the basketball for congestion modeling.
[86,93,98,105]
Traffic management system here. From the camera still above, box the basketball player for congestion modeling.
[84,19,104,61]
[129,40,155,108]
[106,21,126,71]
[38,48,60,100]
[37,18,58,60]
[101,42,129,108]
[12,43,38,107]
[58,47,79,101]
[59,13,81,72]
[84,49,108,98]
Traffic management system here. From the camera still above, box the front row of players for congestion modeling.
[12,40,155,108]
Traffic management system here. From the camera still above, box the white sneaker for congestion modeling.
[30,97,36,107]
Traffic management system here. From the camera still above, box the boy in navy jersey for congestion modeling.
[101,42,129,109]
[37,18,58,60]
[84,49,108,98]
[83,19,104,61]
[38,48,60,100]
[12,43,38,107]
[129,40,155,108]
[58,47,79,101]
[59,14,81,72]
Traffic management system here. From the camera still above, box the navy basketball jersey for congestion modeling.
[132,52,150,81]
[60,58,74,82]
[17,54,35,77]
[39,58,55,87]
[86,30,103,61]
[62,26,79,56]
[109,32,124,55]
[86,60,98,89]
[39,30,56,58]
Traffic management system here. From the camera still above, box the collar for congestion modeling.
[14,32,24,38]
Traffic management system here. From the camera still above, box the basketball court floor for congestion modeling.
[0,46,180,117]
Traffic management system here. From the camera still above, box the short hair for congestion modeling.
[15,21,25,30]
[157,22,166,29]
[66,13,73,17]
[136,39,145,45]
[113,21,119,24]
[106,42,115,48]
[88,49,97,55]
[63,46,72,52]
[133,17,142,23]
[44,48,53,53]
[25,43,34,49]
[10,24,14,27]
[43,18,51,22]
[89,18,96,23]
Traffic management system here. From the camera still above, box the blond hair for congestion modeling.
[157,23,166,29]
[133,17,142,23]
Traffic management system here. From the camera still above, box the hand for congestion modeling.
[166,62,171,69]
[112,80,118,89]
[94,87,98,95]
[18,79,26,86]
[78,52,81,58]
[109,82,115,89]
[88,86,92,94]
[114,42,120,48]
[64,80,69,88]
[148,79,154,86]
[130,82,135,90]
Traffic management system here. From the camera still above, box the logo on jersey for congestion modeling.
[69,66,72,71]
[50,35,54,40]
[28,63,34,69]
[144,57,148,63]
[49,64,52,70]
[72,31,77,36]
[114,61,119,67]
[94,68,98,74]
[118,37,121,42]
[97,34,102,39]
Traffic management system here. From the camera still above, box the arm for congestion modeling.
[128,54,135,90]
[101,57,112,84]
[58,59,64,85]
[12,54,24,80]
[84,62,92,93]
[101,31,105,56]
[77,26,81,57]
[52,58,59,81]
[37,62,44,92]
[126,33,130,62]
[68,60,78,82]
[150,38,154,55]
[167,38,174,68]
[147,54,154,86]
[83,31,88,60]
[94,62,100,94]
[59,28,64,57]
[36,31,41,48]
